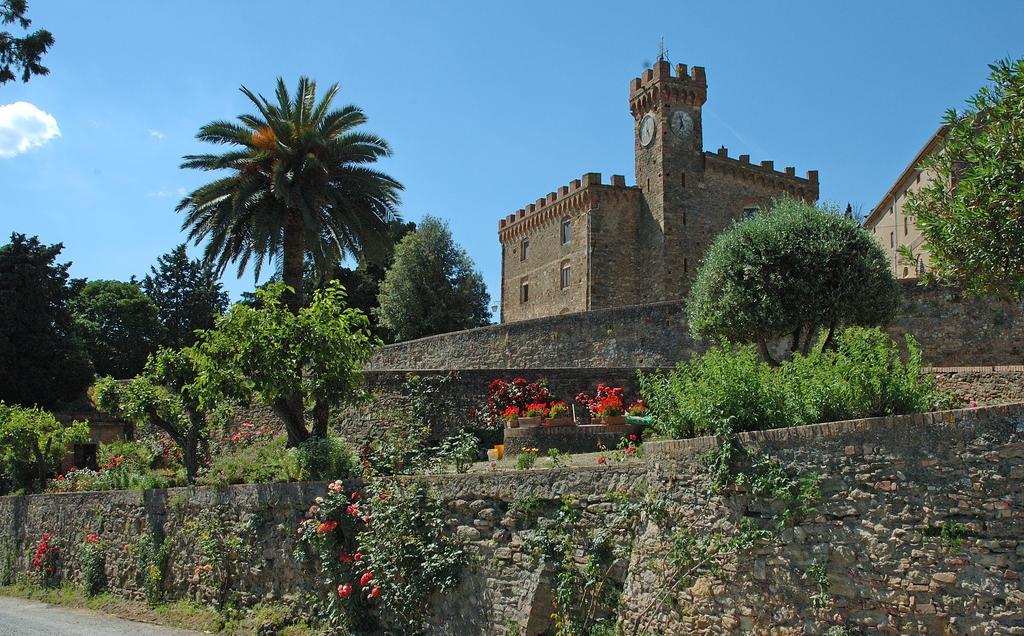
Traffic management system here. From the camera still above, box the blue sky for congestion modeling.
[2,1,1022,313]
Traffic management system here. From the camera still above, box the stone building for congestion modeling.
[497,60,819,323]
[863,125,946,279]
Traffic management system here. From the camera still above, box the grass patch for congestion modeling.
[0,582,319,634]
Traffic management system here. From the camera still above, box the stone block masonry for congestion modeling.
[2,403,1022,633]
[369,280,1024,370]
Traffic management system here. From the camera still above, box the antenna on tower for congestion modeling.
[657,36,668,63]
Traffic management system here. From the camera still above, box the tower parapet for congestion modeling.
[629,60,707,118]
[497,172,639,241]
[706,146,819,200]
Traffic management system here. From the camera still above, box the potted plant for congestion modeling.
[576,384,627,426]
[502,406,521,429]
[593,394,625,426]
[518,403,549,428]
[544,401,574,427]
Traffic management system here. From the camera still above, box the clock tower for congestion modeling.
[629,60,707,301]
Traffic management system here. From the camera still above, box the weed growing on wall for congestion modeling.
[806,560,832,609]
[0,538,16,586]
[134,531,170,605]
[176,510,259,608]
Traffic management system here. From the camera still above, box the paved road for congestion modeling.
[0,596,200,636]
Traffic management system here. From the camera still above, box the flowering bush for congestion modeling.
[548,402,569,419]
[626,400,647,416]
[522,403,550,418]
[80,532,106,596]
[29,532,60,586]
[485,378,551,426]
[229,421,274,446]
[516,448,540,470]
[501,406,520,424]
[576,384,626,418]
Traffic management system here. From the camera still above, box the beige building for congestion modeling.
[864,126,947,279]
[497,60,819,323]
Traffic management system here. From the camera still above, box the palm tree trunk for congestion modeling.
[282,211,306,313]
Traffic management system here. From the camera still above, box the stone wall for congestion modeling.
[3,404,1022,634]
[369,281,1024,370]
[933,366,1024,405]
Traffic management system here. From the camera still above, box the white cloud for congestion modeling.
[0,102,60,158]
[148,129,166,140]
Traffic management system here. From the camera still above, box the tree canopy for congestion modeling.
[0,0,52,84]
[142,244,229,349]
[375,216,491,342]
[177,77,403,313]
[906,57,1024,301]
[0,233,93,408]
[71,279,162,379]
[0,403,88,492]
[687,199,900,365]
[199,282,378,447]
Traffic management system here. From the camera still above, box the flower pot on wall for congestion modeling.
[518,416,543,428]
[598,415,626,426]
[505,419,519,429]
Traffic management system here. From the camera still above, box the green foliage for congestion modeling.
[134,531,170,606]
[0,403,89,492]
[198,435,297,486]
[806,560,832,609]
[71,279,163,379]
[375,216,491,342]
[906,57,1024,301]
[293,434,356,481]
[0,0,53,84]
[435,429,479,473]
[141,244,229,349]
[97,439,154,472]
[197,282,378,447]
[924,520,972,552]
[0,538,14,586]
[177,76,403,312]
[640,328,945,439]
[79,536,106,597]
[0,233,93,409]
[687,199,900,362]
[359,480,468,633]
[546,447,569,468]
[515,448,538,470]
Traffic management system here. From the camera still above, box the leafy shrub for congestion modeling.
[639,343,790,439]
[199,435,298,486]
[641,328,948,439]
[435,429,479,473]
[293,434,356,481]
[98,439,155,472]
[80,533,106,596]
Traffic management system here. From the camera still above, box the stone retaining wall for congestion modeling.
[2,404,1022,634]
[368,281,1024,370]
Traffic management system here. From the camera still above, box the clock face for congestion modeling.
[670,110,694,138]
[638,113,656,147]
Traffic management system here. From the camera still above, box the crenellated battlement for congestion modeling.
[497,172,639,240]
[629,60,707,116]
[705,146,819,198]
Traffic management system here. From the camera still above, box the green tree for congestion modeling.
[0,233,93,408]
[375,216,491,342]
[687,198,900,365]
[71,280,162,378]
[177,77,403,313]
[906,57,1024,301]
[142,244,229,349]
[199,282,378,447]
[0,1,53,85]
[0,403,88,492]
[94,346,227,483]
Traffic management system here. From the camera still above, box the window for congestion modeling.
[520,238,529,261]
[904,217,908,236]
[890,232,894,248]
[743,206,759,219]
[561,219,571,245]
[561,262,571,289]
[520,279,529,303]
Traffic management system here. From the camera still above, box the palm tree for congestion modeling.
[177,77,403,313]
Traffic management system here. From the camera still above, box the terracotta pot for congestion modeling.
[518,416,543,428]
[543,417,575,428]
[598,415,626,426]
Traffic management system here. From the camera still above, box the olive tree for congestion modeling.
[905,57,1024,301]
[687,198,900,365]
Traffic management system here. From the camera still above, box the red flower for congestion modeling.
[316,520,338,535]
[87,533,99,544]
[597,456,607,465]
[628,433,638,442]
[354,551,363,561]
[339,552,353,564]
[337,583,352,598]
[370,585,381,598]
[360,571,374,586]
